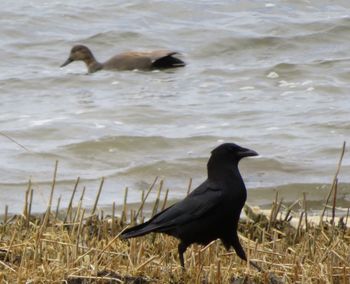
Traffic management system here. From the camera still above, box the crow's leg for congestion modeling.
[178,242,188,269]
[231,233,262,272]
[231,233,247,261]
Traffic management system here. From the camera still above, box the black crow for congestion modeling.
[120,143,258,268]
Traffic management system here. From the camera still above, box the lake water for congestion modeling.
[0,0,349,214]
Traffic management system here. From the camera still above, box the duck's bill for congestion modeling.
[60,58,73,67]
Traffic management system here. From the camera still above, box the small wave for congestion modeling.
[249,182,350,208]
[85,30,142,42]
[198,35,294,58]
[61,135,220,153]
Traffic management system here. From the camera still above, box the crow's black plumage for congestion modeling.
[120,143,258,268]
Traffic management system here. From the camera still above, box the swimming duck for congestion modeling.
[61,45,185,73]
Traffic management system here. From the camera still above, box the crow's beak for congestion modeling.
[61,57,73,67]
[238,148,258,157]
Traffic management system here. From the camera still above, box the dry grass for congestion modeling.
[0,144,349,283]
[1,181,349,283]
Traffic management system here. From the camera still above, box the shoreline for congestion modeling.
[1,177,349,216]
[0,176,349,283]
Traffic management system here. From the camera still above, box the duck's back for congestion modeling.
[103,52,152,71]
[103,50,184,71]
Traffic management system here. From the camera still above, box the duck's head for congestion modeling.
[61,45,94,67]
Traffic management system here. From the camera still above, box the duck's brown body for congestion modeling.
[61,45,185,73]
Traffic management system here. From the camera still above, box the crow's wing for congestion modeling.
[120,180,224,238]
[145,182,223,231]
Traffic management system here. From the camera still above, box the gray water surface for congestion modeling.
[0,0,349,214]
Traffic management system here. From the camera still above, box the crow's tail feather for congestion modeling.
[120,205,176,239]
[120,221,156,239]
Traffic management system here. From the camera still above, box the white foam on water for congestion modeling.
[267,71,279,79]
[30,119,54,126]
[239,86,255,90]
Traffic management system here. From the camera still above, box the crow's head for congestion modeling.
[211,143,258,161]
